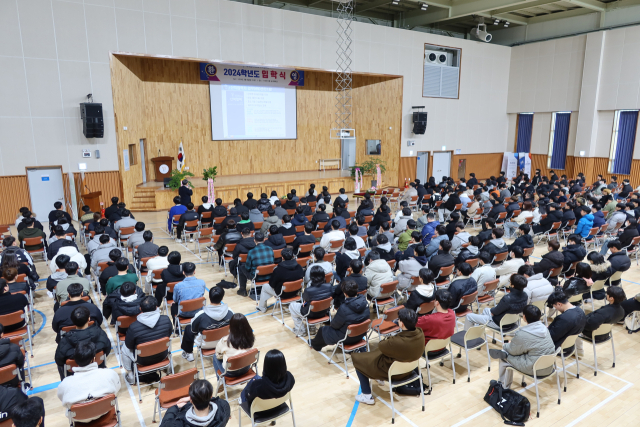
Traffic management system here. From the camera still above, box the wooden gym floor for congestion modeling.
[21,206,640,427]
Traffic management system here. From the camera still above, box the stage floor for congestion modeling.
[138,169,350,188]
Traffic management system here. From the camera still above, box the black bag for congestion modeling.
[216,280,237,289]
[392,368,426,396]
[484,380,530,425]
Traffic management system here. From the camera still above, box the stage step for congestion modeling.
[131,188,157,211]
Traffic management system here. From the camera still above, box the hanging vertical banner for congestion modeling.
[199,63,305,86]
[502,152,518,179]
[519,152,532,177]
[177,141,185,172]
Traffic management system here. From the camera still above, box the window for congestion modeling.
[547,112,571,169]
[515,113,534,153]
[609,110,639,174]
[128,144,138,166]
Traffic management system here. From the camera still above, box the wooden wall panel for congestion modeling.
[451,153,504,181]
[0,176,31,225]
[111,55,402,205]
[531,154,577,181]
[74,171,123,213]
[398,157,417,185]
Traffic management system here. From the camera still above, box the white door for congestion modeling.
[27,167,65,222]
[416,152,429,183]
[341,137,356,170]
[139,139,147,183]
[432,152,451,180]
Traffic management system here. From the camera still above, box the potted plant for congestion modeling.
[202,166,218,183]
[350,159,387,187]
[168,169,195,190]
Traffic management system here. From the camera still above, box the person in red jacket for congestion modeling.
[416,289,456,354]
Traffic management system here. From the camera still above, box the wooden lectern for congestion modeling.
[151,157,174,182]
[82,192,102,213]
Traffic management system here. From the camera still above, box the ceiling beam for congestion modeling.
[479,11,528,24]
[489,0,556,14]
[606,0,640,10]
[525,7,594,23]
[404,0,545,26]
[565,0,605,11]
[357,0,393,13]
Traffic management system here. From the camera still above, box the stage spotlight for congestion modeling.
[470,23,492,42]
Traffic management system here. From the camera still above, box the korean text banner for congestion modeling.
[200,63,304,87]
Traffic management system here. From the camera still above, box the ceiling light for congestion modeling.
[420,2,428,10]
[504,21,510,27]
[392,0,399,4]
[494,19,500,25]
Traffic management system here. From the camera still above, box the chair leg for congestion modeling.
[561,354,568,392]
[593,340,598,376]
[611,335,616,368]
[152,398,157,423]
[134,366,142,402]
[464,347,471,382]
[418,368,425,411]
[425,359,432,395]
[342,346,349,378]
[534,377,540,417]
[485,340,491,372]
[575,351,580,378]
[450,345,456,384]
[389,383,396,424]
[555,368,562,405]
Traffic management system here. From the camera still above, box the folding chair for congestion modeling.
[490,252,508,267]
[558,334,580,392]
[283,235,295,245]
[324,272,334,287]
[464,258,479,269]
[296,244,314,258]
[387,360,425,424]
[387,259,396,270]
[249,264,277,303]
[221,243,237,276]
[118,226,135,248]
[152,368,199,423]
[486,312,521,344]
[175,297,206,339]
[580,323,616,376]
[623,236,640,265]
[370,305,403,341]
[238,392,297,427]
[408,195,419,212]
[22,237,46,263]
[466,207,484,229]
[452,291,479,331]
[328,320,371,378]
[170,215,181,237]
[196,227,215,258]
[272,279,303,324]
[196,326,230,379]
[330,239,345,252]
[450,325,490,382]
[416,301,435,315]
[299,297,334,345]
[371,281,398,318]
[0,311,32,358]
[434,265,454,288]
[67,394,121,427]
[163,282,180,317]
[216,348,259,401]
[133,337,174,402]
[535,222,561,245]
[423,337,456,394]
[296,257,311,269]
[545,266,563,282]
[506,349,562,418]
[115,314,138,367]
[0,364,24,393]
[561,219,576,242]
[199,211,213,228]
[64,351,105,378]
[587,279,606,312]
[148,268,166,298]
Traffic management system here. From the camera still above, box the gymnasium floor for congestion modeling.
[21,208,640,427]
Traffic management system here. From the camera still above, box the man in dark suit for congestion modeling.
[178,180,192,206]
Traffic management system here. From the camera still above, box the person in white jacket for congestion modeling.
[470,251,497,296]
[50,245,87,275]
[145,246,170,293]
[364,251,394,299]
[57,341,121,422]
[494,246,525,288]
[396,245,428,291]
[450,223,470,257]
[519,265,554,304]
[320,220,346,253]
[504,201,534,238]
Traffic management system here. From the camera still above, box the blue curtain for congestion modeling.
[516,114,533,153]
[550,113,571,169]
[613,111,639,175]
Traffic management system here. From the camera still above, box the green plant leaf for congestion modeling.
[169,169,195,189]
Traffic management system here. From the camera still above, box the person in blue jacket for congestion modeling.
[168,196,188,232]
[574,206,594,239]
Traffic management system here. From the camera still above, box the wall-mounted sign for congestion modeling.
[200,63,304,87]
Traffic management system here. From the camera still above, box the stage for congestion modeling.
[130,169,395,211]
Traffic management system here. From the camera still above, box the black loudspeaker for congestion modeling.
[80,103,104,138]
[163,178,171,189]
[412,112,428,134]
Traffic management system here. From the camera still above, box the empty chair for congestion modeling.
[450,325,491,382]
[422,337,456,394]
[328,320,371,378]
[558,334,580,392]
[371,281,399,318]
[370,305,403,342]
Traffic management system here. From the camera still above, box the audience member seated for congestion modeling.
[247,202,264,224]
[105,257,139,295]
[508,224,534,253]
[17,210,44,234]
[370,205,391,230]
[320,220,345,252]
[55,306,111,380]
[53,283,102,342]
[420,213,439,246]
[256,193,272,212]
[121,296,173,384]
[156,251,185,304]
[265,225,286,250]
[260,209,282,234]
[114,210,136,236]
[18,218,48,252]
[394,208,414,237]
[289,266,333,337]
[0,381,28,423]
[606,240,631,286]
[274,200,288,219]
[455,235,481,266]
[213,220,242,261]
[91,234,118,273]
[396,231,423,262]
[495,246,525,288]
[180,287,234,363]
[168,196,188,232]
[3,268,31,295]
[396,245,428,292]
[518,265,554,305]
[160,379,230,427]
[0,323,25,387]
[483,228,508,264]
[490,305,555,389]
[532,203,562,235]
[99,218,118,240]
[104,197,120,219]
[57,342,121,422]
[304,247,332,285]
[145,245,170,293]
[335,238,361,282]
[333,259,367,308]
[416,289,456,347]
[532,240,563,281]
[352,308,425,405]
[369,222,394,250]
[546,290,587,351]
[103,281,144,330]
[47,225,76,259]
[428,240,455,284]
[425,225,448,260]
[576,286,625,357]
[213,313,255,379]
[56,262,91,304]
[405,268,436,312]
[7,395,45,427]
[561,234,586,274]
[99,249,135,294]
[172,262,206,319]
[233,198,249,216]
[126,222,147,251]
[371,234,394,261]
[448,263,478,313]
[291,223,316,257]
[197,196,215,226]
[228,228,255,279]
[364,251,394,300]
[311,280,370,351]
[290,206,308,234]
[238,232,274,298]
[236,212,255,234]
[48,201,72,226]
[464,274,528,331]
[0,252,36,285]
[504,201,534,238]
[176,203,200,243]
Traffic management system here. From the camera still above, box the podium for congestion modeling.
[151,157,174,182]
[82,192,102,213]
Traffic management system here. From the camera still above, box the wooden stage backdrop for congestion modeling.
[110,54,403,208]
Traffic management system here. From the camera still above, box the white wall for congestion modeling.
[0,0,512,177]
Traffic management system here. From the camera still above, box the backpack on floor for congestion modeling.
[484,380,530,425]
[625,312,640,333]
[216,280,237,289]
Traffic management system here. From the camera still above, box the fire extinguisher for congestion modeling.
[100,202,105,218]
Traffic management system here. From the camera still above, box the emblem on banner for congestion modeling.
[205,64,217,77]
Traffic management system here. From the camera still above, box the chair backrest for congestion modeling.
[136,337,170,358]
[531,299,546,313]
[116,314,139,329]
[425,337,451,353]
[15,274,27,283]
[250,393,292,418]
[283,235,295,244]
[388,360,420,380]
[309,297,333,313]
[256,264,276,277]
[159,368,198,399]
[492,252,508,263]
[500,313,520,328]
[22,237,43,247]
[179,297,206,313]
[201,211,212,219]
[417,301,435,315]
[379,280,399,295]
[591,279,606,292]
[347,319,372,337]
[272,249,283,260]
[0,364,18,385]
[524,217,533,224]
[568,293,583,304]
[185,220,198,228]
[166,281,180,293]
[295,225,305,232]
[522,247,534,257]
[438,264,455,277]
[98,261,110,271]
[150,269,166,281]
[0,311,25,328]
[69,394,116,421]
[411,276,421,287]
[119,226,135,236]
[460,291,478,306]
[311,230,323,239]
[223,243,237,253]
[198,227,214,238]
[226,348,259,371]
[324,272,333,284]
[550,221,562,231]
[296,257,311,268]
[609,270,623,283]
[464,325,486,342]
[202,325,230,346]
[532,351,559,373]
[239,253,248,263]
[60,296,90,306]
[560,334,579,350]
[299,244,314,254]
[324,252,336,263]
[384,305,405,322]
[497,212,507,219]
[465,258,479,268]
[282,279,303,293]
[548,266,563,278]
[591,322,614,337]
[254,222,263,230]
[629,236,640,247]
[61,320,95,332]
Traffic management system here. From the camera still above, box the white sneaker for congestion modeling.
[376,380,386,387]
[355,394,375,405]
[190,238,194,243]
[175,238,182,243]
[182,351,194,362]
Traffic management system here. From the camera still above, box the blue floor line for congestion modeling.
[27,381,60,395]
[346,387,361,427]
[32,361,55,369]
[25,310,47,343]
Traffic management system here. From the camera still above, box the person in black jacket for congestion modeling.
[156,251,185,303]
[448,262,478,313]
[243,192,257,211]
[335,238,361,282]
[197,196,215,226]
[176,203,200,242]
[464,274,528,331]
[160,379,230,427]
[102,281,144,330]
[311,280,370,350]
[546,289,587,352]
[212,198,228,218]
[481,197,506,231]
[439,190,461,222]
[371,234,394,262]
[428,240,455,283]
[577,286,625,356]
[444,212,460,241]
[229,229,255,279]
[508,224,534,254]
[405,268,436,312]
[607,240,631,286]
[0,279,29,333]
[533,240,564,280]
[311,204,330,227]
[257,248,303,313]
[333,259,368,308]
[562,234,587,272]
[289,265,333,336]
[370,205,391,230]
[219,208,241,234]
[48,201,72,226]
[178,180,193,206]
[0,323,25,387]
[265,226,286,250]
[239,349,294,419]
[256,193,271,212]
[180,287,234,362]
[292,223,316,257]
[213,220,242,261]
[122,296,173,384]
[52,283,103,342]
[533,203,563,234]
[47,226,77,260]
[54,305,111,380]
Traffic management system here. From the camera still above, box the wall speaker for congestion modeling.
[412,112,427,134]
[80,103,104,138]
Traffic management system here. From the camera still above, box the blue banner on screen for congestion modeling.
[200,63,304,87]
